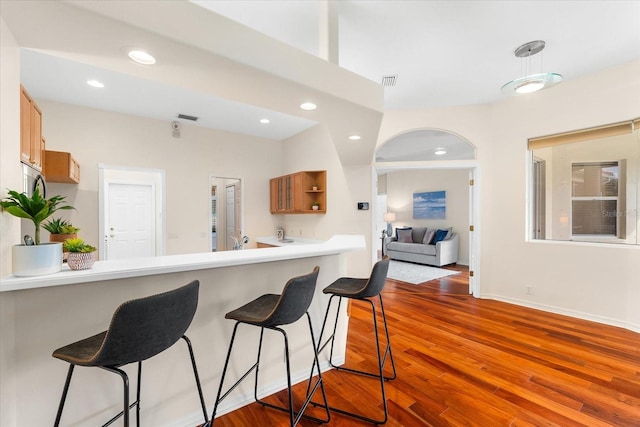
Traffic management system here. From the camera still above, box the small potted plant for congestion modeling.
[44,218,79,242]
[44,218,80,262]
[63,238,97,270]
[312,201,320,211]
[0,188,74,276]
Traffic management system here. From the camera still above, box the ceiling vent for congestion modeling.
[381,75,398,87]
[177,113,198,121]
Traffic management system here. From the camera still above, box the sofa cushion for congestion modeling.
[397,228,413,243]
[395,227,411,240]
[423,229,436,244]
[387,242,437,256]
[433,229,449,243]
[411,227,427,244]
[443,227,453,240]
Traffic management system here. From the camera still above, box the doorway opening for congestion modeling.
[210,176,243,251]
[98,165,165,260]
[374,128,479,296]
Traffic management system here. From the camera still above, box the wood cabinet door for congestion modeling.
[31,104,43,169]
[270,178,279,213]
[292,172,304,211]
[20,87,31,165]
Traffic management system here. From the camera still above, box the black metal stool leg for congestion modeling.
[255,322,330,426]
[305,312,331,423]
[253,327,266,403]
[311,296,394,424]
[378,294,397,380]
[54,364,75,427]
[136,361,142,426]
[182,335,209,425]
[305,294,340,398]
[211,322,257,426]
[99,366,131,427]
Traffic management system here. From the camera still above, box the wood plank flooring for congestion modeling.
[209,265,640,426]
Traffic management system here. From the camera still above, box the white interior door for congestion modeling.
[106,183,155,260]
[225,185,235,250]
[99,165,165,260]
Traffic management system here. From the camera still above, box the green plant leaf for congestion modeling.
[1,187,75,244]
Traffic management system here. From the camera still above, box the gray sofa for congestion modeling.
[385,226,459,267]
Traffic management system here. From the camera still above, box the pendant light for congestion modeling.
[501,40,562,95]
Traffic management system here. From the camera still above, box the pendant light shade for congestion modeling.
[501,40,562,96]
[501,72,563,95]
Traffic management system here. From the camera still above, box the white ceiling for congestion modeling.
[20,49,318,141]
[195,0,640,109]
[16,0,640,143]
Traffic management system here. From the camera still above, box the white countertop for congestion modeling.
[256,236,324,246]
[0,235,365,292]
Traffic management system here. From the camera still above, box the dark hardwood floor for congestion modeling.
[209,265,640,426]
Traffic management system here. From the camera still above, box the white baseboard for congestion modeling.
[482,293,640,333]
[163,357,344,427]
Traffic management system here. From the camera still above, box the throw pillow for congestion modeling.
[395,227,411,240]
[443,227,453,240]
[433,229,449,243]
[423,229,436,245]
[397,228,413,243]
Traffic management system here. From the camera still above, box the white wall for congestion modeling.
[379,59,640,331]
[281,125,374,277]
[386,168,470,264]
[37,100,284,255]
[0,17,20,427]
[0,18,21,277]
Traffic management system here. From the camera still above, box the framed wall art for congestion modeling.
[413,190,446,219]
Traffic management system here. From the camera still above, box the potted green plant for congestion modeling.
[0,188,74,276]
[44,217,79,242]
[63,238,97,270]
[44,218,80,262]
[312,201,320,211]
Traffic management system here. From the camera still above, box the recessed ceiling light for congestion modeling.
[260,118,270,124]
[128,50,156,65]
[348,135,361,141]
[86,80,104,88]
[435,149,447,155]
[300,102,317,111]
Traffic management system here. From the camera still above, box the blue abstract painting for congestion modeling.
[413,191,446,219]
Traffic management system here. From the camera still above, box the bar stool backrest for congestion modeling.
[261,266,320,327]
[356,257,390,298]
[88,280,200,367]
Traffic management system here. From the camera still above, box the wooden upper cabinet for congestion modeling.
[43,150,80,183]
[270,170,326,214]
[20,87,32,165]
[31,104,43,169]
[20,85,44,171]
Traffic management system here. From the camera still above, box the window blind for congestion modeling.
[528,120,635,150]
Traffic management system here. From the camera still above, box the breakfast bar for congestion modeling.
[0,235,365,426]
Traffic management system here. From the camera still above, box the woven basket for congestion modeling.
[67,252,95,270]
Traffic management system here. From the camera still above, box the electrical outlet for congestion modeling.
[525,286,533,295]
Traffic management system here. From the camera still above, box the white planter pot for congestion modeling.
[12,243,63,277]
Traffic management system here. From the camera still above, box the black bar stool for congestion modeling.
[310,257,396,424]
[52,281,208,427]
[209,266,330,427]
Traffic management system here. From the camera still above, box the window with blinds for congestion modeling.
[529,119,639,245]
[571,162,619,236]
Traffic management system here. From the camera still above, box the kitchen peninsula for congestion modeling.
[0,235,365,426]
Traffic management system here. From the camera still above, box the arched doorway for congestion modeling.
[374,129,480,296]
